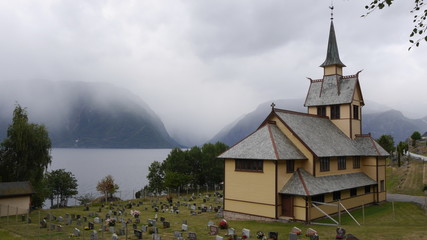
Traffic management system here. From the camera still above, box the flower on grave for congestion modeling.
[84,226,89,230]
[218,219,228,229]
[256,231,265,239]
[242,235,248,239]
[105,218,116,226]
[130,210,141,218]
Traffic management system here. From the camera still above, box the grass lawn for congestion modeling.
[1,194,426,240]
[387,159,426,196]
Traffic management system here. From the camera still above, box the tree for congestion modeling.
[96,175,119,202]
[146,161,165,196]
[410,131,422,146]
[377,134,395,155]
[45,169,78,208]
[0,104,52,208]
[396,141,408,167]
[363,0,427,50]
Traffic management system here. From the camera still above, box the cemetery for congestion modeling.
[0,192,426,239]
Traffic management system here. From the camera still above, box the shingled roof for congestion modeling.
[354,134,389,157]
[320,20,345,68]
[274,110,361,157]
[218,123,306,160]
[0,181,34,198]
[279,168,377,196]
[304,74,363,107]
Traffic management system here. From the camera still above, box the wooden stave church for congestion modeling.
[218,19,389,222]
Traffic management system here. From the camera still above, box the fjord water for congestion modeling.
[47,148,171,207]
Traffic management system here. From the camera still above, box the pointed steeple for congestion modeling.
[320,20,346,68]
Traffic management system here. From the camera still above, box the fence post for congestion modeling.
[7,205,9,224]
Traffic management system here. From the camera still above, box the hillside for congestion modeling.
[0,80,179,148]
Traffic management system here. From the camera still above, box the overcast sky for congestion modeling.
[0,0,426,145]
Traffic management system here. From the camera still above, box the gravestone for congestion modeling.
[148,219,156,227]
[73,228,81,237]
[135,218,140,224]
[109,226,115,233]
[90,230,98,240]
[209,225,219,235]
[182,219,187,225]
[77,219,82,226]
[71,214,76,219]
[67,219,72,225]
[268,232,278,240]
[188,232,197,240]
[310,233,320,240]
[49,223,55,231]
[181,224,188,231]
[141,225,148,232]
[160,217,165,222]
[336,227,346,239]
[83,216,87,222]
[57,225,63,232]
[242,228,250,238]
[227,228,235,236]
[216,236,224,240]
[174,231,182,238]
[27,217,31,223]
[65,213,70,219]
[289,232,298,240]
[111,233,118,240]
[88,222,94,230]
[94,217,100,224]
[162,221,170,228]
[118,228,125,236]
[152,233,161,240]
[46,213,51,220]
[134,229,142,239]
[58,216,64,222]
[76,214,81,219]
[346,234,359,240]
[40,219,47,228]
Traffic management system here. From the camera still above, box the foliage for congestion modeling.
[363,0,427,50]
[396,141,409,167]
[0,104,52,208]
[75,193,95,206]
[377,135,395,155]
[410,131,422,146]
[96,175,119,201]
[146,161,165,196]
[45,169,78,208]
[146,142,228,194]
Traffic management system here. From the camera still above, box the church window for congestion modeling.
[353,105,359,120]
[235,159,263,172]
[311,194,325,203]
[317,106,326,117]
[365,186,371,194]
[350,188,358,197]
[286,160,295,173]
[353,156,360,169]
[338,157,346,170]
[333,191,341,201]
[331,105,340,119]
[320,157,330,172]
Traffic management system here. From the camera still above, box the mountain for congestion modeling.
[0,80,179,148]
[210,98,427,146]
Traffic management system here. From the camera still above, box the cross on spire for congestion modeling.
[271,102,276,109]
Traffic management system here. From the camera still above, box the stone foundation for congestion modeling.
[223,211,285,222]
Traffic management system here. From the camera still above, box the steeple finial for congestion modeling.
[330,2,334,20]
[320,4,346,68]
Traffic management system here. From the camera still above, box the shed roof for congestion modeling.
[218,123,306,160]
[0,181,34,198]
[279,168,377,196]
[274,110,361,157]
[304,75,361,107]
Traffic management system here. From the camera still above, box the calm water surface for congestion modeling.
[47,148,171,207]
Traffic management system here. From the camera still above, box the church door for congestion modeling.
[281,195,294,217]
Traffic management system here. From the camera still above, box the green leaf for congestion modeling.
[410,39,414,43]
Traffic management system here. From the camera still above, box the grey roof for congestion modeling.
[304,75,360,107]
[275,110,361,157]
[320,21,345,68]
[279,168,377,196]
[218,123,306,160]
[0,181,34,197]
[355,135,389,157]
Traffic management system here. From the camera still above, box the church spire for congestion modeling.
[320,7,346,69]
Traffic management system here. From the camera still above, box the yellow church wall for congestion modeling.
[293,196,307,221]
[316,157,362,177]
[331,119,351,138]
[224,158,277,218]
[324,66,343,75]
[308,107,317,115]
[309,191,376,220]
[361,156,378,181]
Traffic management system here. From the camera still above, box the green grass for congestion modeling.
[0,195,426,240]
[387,159,426,196]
